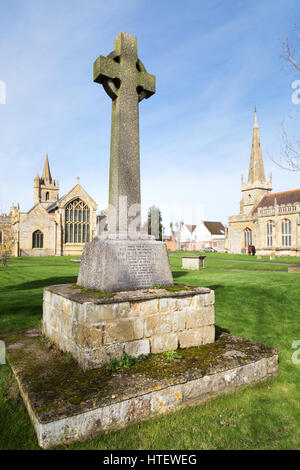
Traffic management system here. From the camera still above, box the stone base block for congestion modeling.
[288,266,300,273]
[77,237,174,292]
[42,284,215,370]
[2,328,279,449]
[182,255,206,270]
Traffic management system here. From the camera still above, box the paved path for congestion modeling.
[216,258,298,266]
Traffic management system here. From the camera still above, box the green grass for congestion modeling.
[0,254,300,450]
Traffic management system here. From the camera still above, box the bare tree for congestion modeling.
[278,23,300,170]
[0,228,15,268]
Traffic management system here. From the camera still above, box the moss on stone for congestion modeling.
[70,283,116,299]
[1,328,277,424]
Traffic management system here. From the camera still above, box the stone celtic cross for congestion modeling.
[94,31,155,235]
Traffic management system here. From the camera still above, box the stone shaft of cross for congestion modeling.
[94,31,155,235]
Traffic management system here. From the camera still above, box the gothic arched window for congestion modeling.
[32,230,44,248]
[267,221,274,247]
[45,192,49,201]
[65,198,90,243]
[244,228,252,248]
[0,231,3,245]
[282,219,291,247]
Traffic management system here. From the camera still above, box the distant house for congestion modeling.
[164,221,225,251]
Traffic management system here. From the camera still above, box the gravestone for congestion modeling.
[182,255,206,270]
[288,266,300,273]
[77,32,173,292]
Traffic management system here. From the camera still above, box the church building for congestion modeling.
[2,155,98,257]
[227,109,300,256]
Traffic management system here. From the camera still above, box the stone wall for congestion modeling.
[43,286,215,370]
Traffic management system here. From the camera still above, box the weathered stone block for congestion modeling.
[204,291,215,306]
[182,256,205,270]
[191,294,205,309]
[130,299,158,316]
[71,302,86,323]
[104,318,144,344]
[145,313,172,337]
[179,326,215,349]
[185,306,214,329]
[43,290,52,304]
[124,339,150,357]
[83,343,125,369]
[176,297,192,310]
[150,333,178,353]
[73,324,103,349]
[173,310,186,332]
[159,297,176,313]
[151,385,183,413]
[43,285,215,369]
[85,302,130,323]
[62,299,72,317]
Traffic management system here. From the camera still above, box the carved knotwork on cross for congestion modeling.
[93,33,155,103]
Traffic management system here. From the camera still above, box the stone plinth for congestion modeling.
[2,328,279,449]
[288,266,300,273]
[42,284,215,370]
[77,238,174,292]
[182,255,206,270]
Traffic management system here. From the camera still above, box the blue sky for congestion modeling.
[0,0,299,232]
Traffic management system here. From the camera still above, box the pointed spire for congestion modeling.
[247,108,266,185]
[41,154,52,183]
[254,106,258,128]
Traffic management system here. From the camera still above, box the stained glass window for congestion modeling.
[65,199,90,243]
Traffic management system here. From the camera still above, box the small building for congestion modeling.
[165,221,225,251]
[0,155,98,257]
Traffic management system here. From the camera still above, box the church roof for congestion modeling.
[253,189,300,213]
[203,221,225,235]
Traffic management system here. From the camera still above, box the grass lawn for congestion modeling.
[0,254,299,450]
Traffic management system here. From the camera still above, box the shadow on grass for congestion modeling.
[0,276,77,292]
[172,270,189,279]
[215,324,231,338]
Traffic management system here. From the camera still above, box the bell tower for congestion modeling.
[33,155,59,205]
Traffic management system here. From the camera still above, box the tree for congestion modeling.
[0,227,15,268]
[147,205,163,241]
[279,23,300,170]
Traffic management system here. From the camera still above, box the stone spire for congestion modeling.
[41,154,52,184]
[240,108,272,216]
[247,108,266,185]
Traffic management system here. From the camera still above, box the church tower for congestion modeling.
[33,155,59,205]
[240,108,272,215]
